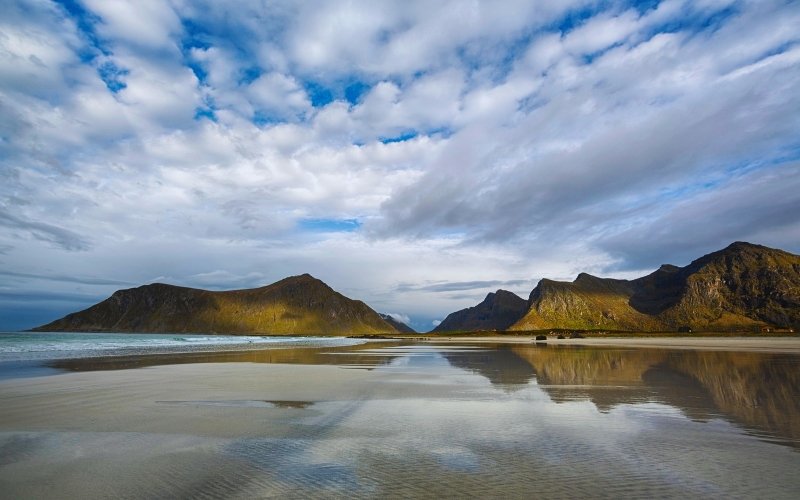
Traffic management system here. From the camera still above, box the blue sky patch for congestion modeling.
[344,81,371,105]
[55,0,110,60]
[194,94,217,121]
[239,66,262,86]
[630,0,661,15]
[180,19,213,85]
[582,41,626,64]
[380,130,419,144]
[185,59,208,86]
[550,2,611,35]
[97,61,128,93]
[645,3,740,39]
[298,218,362,232]
[194,107,217,121]
[305,81,334,107]
[380,127,454,143]
[180,19,213,51]
[252,110,286,126]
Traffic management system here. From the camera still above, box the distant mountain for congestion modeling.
[379,314,416,333]
[510,242,800,331]
[433,290,528,332]
[34,274,402,335]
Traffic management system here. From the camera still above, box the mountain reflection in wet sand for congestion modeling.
[507,345,800,446]
[50,342,800,447]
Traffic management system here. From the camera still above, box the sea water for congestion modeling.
[0,331,365,362]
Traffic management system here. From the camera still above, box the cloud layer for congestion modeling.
[1,0,799,330]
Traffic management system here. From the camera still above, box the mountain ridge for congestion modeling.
[509,241,799,332]
[432,242,799,333]
[32,242,800,335]
[433,289,528,332]
[34,273,402,336]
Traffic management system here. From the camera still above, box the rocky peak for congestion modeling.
[432,288,527,332]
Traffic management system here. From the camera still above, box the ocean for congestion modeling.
[0,331,365,366]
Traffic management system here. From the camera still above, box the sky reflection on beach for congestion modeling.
[1,342,799,498]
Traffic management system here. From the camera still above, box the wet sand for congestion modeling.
[1,342,799,498]
[0,363,393,498]
[0,363,378,438]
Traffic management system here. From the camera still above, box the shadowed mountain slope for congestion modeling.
[432,290,528,333]
[34,274,401,335]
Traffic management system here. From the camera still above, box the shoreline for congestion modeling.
[28,336,800,376]
[417,335,800,353]
[0,332,380,361]
[3,334,799,382]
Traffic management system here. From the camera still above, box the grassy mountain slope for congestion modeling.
[34,274,401,335]
[510,242,800,332]
[510,274,662,331]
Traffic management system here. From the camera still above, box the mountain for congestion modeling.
[34,274,402,335]
[433,289,528,332]
[510,242,800,331]
[379,314,416,333]
[509,273,663,331]
[635,242,800,330]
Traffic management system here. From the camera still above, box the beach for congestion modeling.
[1,339,799,498]
[0,362,375,498]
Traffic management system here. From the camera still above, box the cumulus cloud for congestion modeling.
[385,313,412,326]
[82,0,182,49]
[1,0,798,329]
[598,162,800,269]
[376,0,800,254]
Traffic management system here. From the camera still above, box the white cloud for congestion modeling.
[246,72,311,118]
[82,0,182,50]
[1,0,799,330]
[385,313,411,325]
[598,162,800,269]
[566,9,641,54]
[284,0,591,76]
[0,10,82,98]
[377,0,800,253]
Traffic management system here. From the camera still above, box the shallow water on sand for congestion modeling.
[1,342,799,498]
[0,331,366,361]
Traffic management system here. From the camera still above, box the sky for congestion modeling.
[1,0,799,332]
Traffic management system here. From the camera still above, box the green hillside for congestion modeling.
[34,274,401,336]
